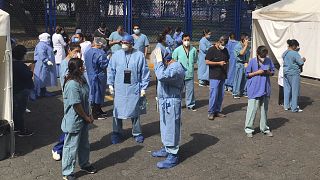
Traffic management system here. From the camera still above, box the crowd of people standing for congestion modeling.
[11,22,306,180]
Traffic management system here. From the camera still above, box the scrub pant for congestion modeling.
[184,79,195,108]
[53,133,66,155]
[278,85,284,105]
[62,125,90,176]
[13,89,29,131]
[208,79,225,114]
[159,98,181,155]
[244,96,270,134]
[232,63,247,96]
[113,117,142,136]
[284,74,300,112]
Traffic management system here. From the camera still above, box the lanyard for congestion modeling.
[125,51,132,69]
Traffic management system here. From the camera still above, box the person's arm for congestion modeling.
[107,53,116,85]
[108,33,121,46]
[265,59,275,76]
[239,39,249,56]
[59,34,67,47]
[246,60,264,78]
[155,62,181,83]
[74,104,93,124]
[140,56,150,90]
[294,52,305,66]
[205,48,226,66]
[144,36,150,57]
[98,53,110,70]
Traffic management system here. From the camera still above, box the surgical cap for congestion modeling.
[122,35,134,44]
[94,37,107,46]
[39,33,51,42]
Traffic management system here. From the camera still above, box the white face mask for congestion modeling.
[77,52,81,58]
[183,40,190,47]
[122,44,130,51]
[133,29,140,35]
[259,57,265,62]
[206,35,211,39]
[219,44,225,50]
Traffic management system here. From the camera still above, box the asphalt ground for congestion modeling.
[1,69,320,180]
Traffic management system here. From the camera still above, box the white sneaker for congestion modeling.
[25,108,31,113]
[52,150,61,161]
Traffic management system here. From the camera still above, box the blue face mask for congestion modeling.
[72,37,79,43]
[295,47,300,52]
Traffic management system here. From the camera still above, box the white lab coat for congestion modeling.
[80,41,92,61]
[52,33,67,64]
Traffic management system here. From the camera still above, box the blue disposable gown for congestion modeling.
[225,40,238,87]
[33,41,57,96]
[107,49,150,119]
[84,47,109,105]
[154,61,185,147]
[197,37,211,81]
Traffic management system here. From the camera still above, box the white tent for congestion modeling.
[252,0,320,79]
[0,10,14,156]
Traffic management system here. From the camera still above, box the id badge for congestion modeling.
[124,70,131,84]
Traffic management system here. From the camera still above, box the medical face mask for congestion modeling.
[73,37,79,43]
[219,44,225,50]
[133,29,140,35]
[295,47,300,52]
[206,35,211,40]
[77,52,81,58]
[183,40,190,47]
[122,44,130,51]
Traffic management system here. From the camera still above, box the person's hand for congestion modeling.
[255,69,265,75]
[109,85,114,95]
[302,57,306,62]
[243,39,249,46]
[47,61,53,66]
[244,63,248,68]
[154,48,163,63]
[219,61,226,66]
[86,115,94,124]
[140,89,146,97]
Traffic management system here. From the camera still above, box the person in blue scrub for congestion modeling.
[173,27,184,49]
[51,43,81,161]
[225,33,238,92]
[85,37,110,120]
[205,37,229,120]
[107,35,150,144]
[109,25,129,53]
[198,29,212,87]
[172,34,198,111]
[34,33,57,97]
[283,39,306,112]
[244,46,274,138]
[232,33,251,99]
[163,27,174,52]
[151,48,185,169]
[155,33,170,59]
[61,58,97,180]
[132,24,149,57]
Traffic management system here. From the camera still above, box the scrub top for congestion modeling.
[109,31,128,53]
[133,33,149,54]
[61,80,90,133]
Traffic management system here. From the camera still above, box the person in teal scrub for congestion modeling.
[61,58,96,180]
[109,25,128,53]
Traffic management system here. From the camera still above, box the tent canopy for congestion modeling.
[252,0,320,79]
[253,0,320,22]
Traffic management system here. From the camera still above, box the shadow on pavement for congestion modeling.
[179,133,219,163]
[196,99,209,109]
[222,103,247,114]
[90,120,160,152]
[75,145,143,178]
[299,96,313,109]
[254,117,289,133]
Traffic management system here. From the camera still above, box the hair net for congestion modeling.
[39,33,51,42]
[122,35,134,44]
[93,37,107,46]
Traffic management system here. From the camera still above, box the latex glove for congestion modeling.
[47,61,53,66]
[140,89,146,97]
[154,48,163,63]
[109,85,114,95]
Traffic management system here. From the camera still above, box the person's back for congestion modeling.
[156,61,185,98]
[84,47,106,76]
[282,50,304,76]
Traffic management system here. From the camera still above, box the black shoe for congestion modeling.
[187,106,197,112]
[81,165,97,174]
[17,129,34,137]
[63,174,76,180]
